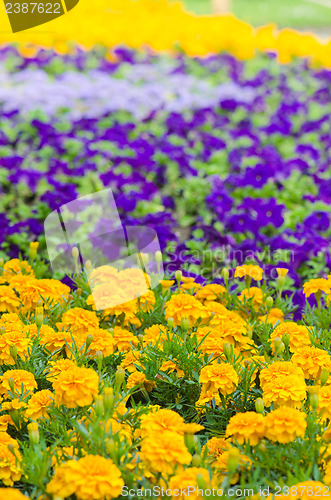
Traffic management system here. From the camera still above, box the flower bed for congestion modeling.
[1,256,331,497]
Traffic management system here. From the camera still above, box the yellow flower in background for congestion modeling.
[303,278,331,297]
[62,307,99,336]
[258,307,284,325]
[195,284,227,302]
[53,366,99,409]
[140,429,191,475]
[0,286,20,313]
[0,488,29,500]
[265,407,306,444]
[199,362,239,395]
[46,454,124,500]
[318,384,331,421]
[25,390,54,420]
[0,369,38,398]
[276,268,289,278]
[291,346,331,380]
[165,292,209,326]
[234,265,263,281]
[2,259,34,283]
[271,322,311,353]
[226,411,266,446]
[238,287,263,307]
[0,432,22,486]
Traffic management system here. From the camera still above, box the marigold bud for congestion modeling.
[320,368,329,386]
[265,296,273,309]
[310,392,319,410]
[9,344,17,363]
[222,267,229,285]
[184,432,195,452]
[282,332,290,347]
[0,258,4,276]
[115,367,125,389]
[85,260,92,273]
[72,246,79,260]
[255,398,264,414]
[103,387,115,413]
[94,395,104,417]
[155,251,162,265]
[85,334,93,350]
[105,437,116,456]
[29,241,39,260]
[181,316,189,332]
[175,270,182,286]
[192,453,202,467]
[196,473,207,489]
[223,342,232,360]
[35,307,43,328]
[8,377,15,394]
[0,326,5,335]
[76,287,82,296]
[273,336,282,353]
[27,422,40,445]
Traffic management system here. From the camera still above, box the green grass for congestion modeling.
[183,0,331,30]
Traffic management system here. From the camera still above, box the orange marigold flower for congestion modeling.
[195,284,227,302]
[142,324,168,347]
[18,278,70,310]
[199,362,239,395]
[52,366,99,409]
[0,432,21,486]
[0,369,37,398]
[258,307,284,325]
[160,360,184,377]
[234,265,263,281]
[39,327,74,355]
[0,329,32,365]
[238,287,263,307]
[46,454,124,500]
[2,259,34,283]
[303,278,331,297]
[262,374,306,409]
[160,280,175,290]
[205,437,230,460]
[140,408,186,438]
[318,384,331,421]
[265,407,306,443]
[85,328,114,358]
[139,290,156,312]
[165,293,209,326]
[120,350,142,373]
[0,488,29,499]
[127,372,155,392]
[271,322,311,353]
[112,326,138,352]
[225,411,266,446]
[276,268,289,278]
[0,286,20,313]
[291,346,331,380]
[260,361,305,390]
[62,307,99,336]
[140,429,191,475]
[25,389,54,420]
[45,359,77,382]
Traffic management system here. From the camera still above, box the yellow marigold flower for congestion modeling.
[160,279,175,290]
[195,389,222,412]
[238,287,263,307]
[165,292,210,327]
[2,259,34,283]
[39,327,74,355]
[0,432,21,486]
[212,448,251,484]
[303,278,331,298]
[318,384,331,421]
[260,361,305,390]
[45,358,77,381]
[262,374,306,409]
[0,488,29,499]
[142,324,168,347]
[234,265,263,281]
[112,326,138,352]
[1,399,27,412]
[160,360,184,377]
[120,350,142,373]
[25,389,54,420]
[199,362,239,395]
[264,407,306,444]
[291,346,331,380]
[52,366,99,409]
[88,265,119,286]
[46,454,124,500]
[195,284,226,302]
[0,313,22,327]
[140,429,191,475]
[139,290,156,312]
[23,323,55,340]
[180,281,202,293]
[18,278,70,310]
[205,437,230,460]
[85,328,114,358]
[0,369,37,398]
[0,286,20,313]
[127,371,155,392]
[168,467,212,497]
[258,307,284,325]
[0,415,12,432]
[0,329,32,365]
[140,408,185,438]
[226,411,266,446]
[276,268,289,278]
[62,307,99,336]
[271,322,311,353]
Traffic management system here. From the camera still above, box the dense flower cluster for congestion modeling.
[0,254,330,496]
